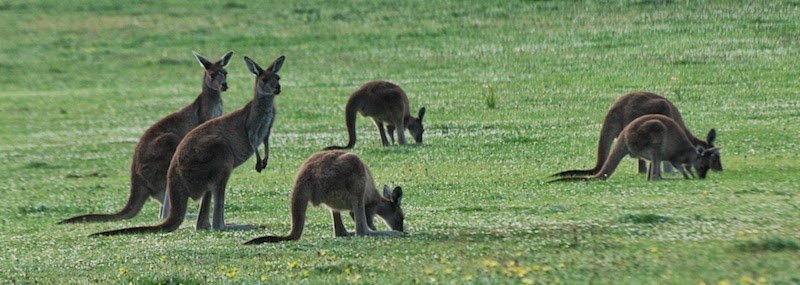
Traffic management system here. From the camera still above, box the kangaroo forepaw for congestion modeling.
[255,162,263,172]
[255,159,268,173]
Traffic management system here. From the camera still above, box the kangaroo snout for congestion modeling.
[221,82,229,91]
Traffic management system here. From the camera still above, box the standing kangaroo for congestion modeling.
[550,114,721,182]
[552,91,721,177]
[325,81,425,150]
[60,51,233,224]
[90,55,285,236]
[244,150,404,244]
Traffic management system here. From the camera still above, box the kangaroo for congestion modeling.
[59,51,233,224]
[552,91,721,177]
[550,114,721,182]
[244,150,404,244]
[325,81,425,150]
[90,55,285,236]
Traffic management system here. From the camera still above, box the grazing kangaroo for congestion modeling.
[59,51,233,224]
[90,55,285,236]
[244,150,404,244]
[552,91,721,177]
[325,81,425,150]
[550,114,721,182]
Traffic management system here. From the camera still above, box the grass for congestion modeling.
[1,0,799,284]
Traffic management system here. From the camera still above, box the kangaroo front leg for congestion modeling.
[352,201,402,237]
[649,158,663,181]
[331,211,352,237]
[256,118,274,172]
[395,120,408,145]
[373,119,391,146]
[672,162,690,179]
[386,125,396,145]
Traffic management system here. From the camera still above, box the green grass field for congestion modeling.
[2,0,799,284]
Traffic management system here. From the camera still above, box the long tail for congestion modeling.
[550,140,629,183]
[59,186,150,224]
[589,139,630,180]
[324,101,358,150]
[244,186,309,244]
[552,116,622,177]
[548,176,594,183]
[88,189,187,237]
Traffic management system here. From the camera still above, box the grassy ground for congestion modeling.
[1,0,799,284]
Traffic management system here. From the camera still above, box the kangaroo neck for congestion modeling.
[247,95,275,123]
[195,86,223,122]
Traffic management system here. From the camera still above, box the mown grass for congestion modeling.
[1,0,799,284]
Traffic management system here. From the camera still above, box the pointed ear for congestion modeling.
[193,51,213,70]
[392,186,403,206]
[244,56,262,76]
[219,51,234,67]
[696,145,705,155]
[267,55,285,73]
[417,107,426,121]
[706,129,717,147]
[383,185,392,199]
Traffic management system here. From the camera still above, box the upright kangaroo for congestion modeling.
[244,150,404,244]
[90,55,285,236]
[325,81,425,150]
[60,51,233,224]
[552,92,721,177]
[550,114,721,182]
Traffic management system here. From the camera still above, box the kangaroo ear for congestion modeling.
[696,145,706,155]
[244,56,262,76]
[267,55,285,73]
[417,107,426,121]
[193,51,213,70]
[382,185,392,199]
[219,51,234,67]
[392,186,403,206]
[706,129,717,147]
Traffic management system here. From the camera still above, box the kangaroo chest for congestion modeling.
[248,105,275,149]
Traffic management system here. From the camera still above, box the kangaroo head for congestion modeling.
[705,129,723,171]
[693,146,721,179]
[194,51,233,92]
[244,55,285,97]
[406,107,426,144]
[377,185,404,232]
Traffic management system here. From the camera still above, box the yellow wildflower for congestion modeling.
[118,267,127,275]
[483,259,499,268]
[288,261,299,269]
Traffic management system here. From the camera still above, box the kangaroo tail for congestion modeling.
[552,115,622,177]
[244,184,309,244]
[88,188,187,237]
[243,235,298,244]
[548,176,595,183]
[324,100,358,150]
[59,186,150,224]
[590,139,630,180]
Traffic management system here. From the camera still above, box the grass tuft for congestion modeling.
[736,237,800,252]
[618,214,672,224]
